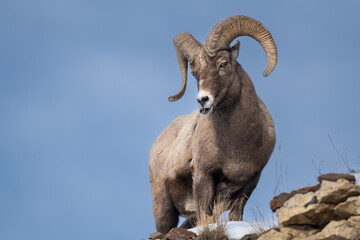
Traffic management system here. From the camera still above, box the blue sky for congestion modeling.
[1,1,360,239]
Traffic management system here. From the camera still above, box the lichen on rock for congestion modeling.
[259,172,360,240]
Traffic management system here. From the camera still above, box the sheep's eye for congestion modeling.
[220,62,228,68]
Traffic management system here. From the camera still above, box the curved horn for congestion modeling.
[204,15,277,77]
[169,33,202,102]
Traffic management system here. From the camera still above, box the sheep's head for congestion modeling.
[168,15,278,116]
[190,43,241,116]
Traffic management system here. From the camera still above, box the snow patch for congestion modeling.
[188,221,274,240]
[351,172,360,184]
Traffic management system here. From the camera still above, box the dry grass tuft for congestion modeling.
[328,134,359,173]
[195,197,230,240]
[248,207,277,237]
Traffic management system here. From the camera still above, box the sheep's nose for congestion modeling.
[197,96,209,105]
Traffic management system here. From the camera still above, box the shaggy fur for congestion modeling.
[149,20,276,234]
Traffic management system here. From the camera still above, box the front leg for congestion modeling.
[193,171,214,216]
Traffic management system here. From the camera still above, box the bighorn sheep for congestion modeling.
[149,15,278,233]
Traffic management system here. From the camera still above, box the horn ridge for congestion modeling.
[204,15,277,77]
[168,33,202,102]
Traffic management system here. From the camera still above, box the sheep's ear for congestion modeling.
[230,40,240,64]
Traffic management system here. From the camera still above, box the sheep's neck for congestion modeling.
[210,74,263,152]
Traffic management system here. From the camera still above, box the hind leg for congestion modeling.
[228,173,261,221]
[152,187,179,233]
[228,195,246,221]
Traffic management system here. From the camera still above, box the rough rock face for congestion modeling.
[277,202,336,227]
[334,195,360,219]
[148,232,165,240]
[276,191,337,226]
[148,228,197,240]
[165,228,197,240]
[348,215,360,229]
[257,228,292,240]
[318,173,356,183]
[276,191,338,227]
[257,225,320,240]
[270,185,320,212]
[259,173,360,240]
[317,179,360,204]
[306,220,360,240]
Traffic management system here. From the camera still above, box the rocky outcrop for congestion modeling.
[260,173,360,240]
[270,185,320,212]
[148,232,165,240]
[306,218,360,240]
[148,228,197,240]
[316,178,360,204]
[334,195,360,219]
[318,173,356,183]
[257,225,321,240]
[165,228,197,240]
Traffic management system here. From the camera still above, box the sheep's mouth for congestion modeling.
[199,106,213,116]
